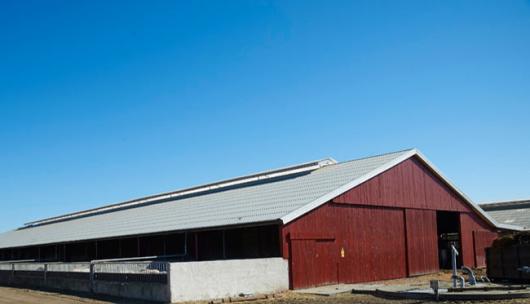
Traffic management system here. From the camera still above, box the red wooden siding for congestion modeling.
[290,238,338,288]
[473,231,497,267]
[459,213,497,267]
[405,209,439,276]
[280,155,500,288]
[283,204,407,288]
[333,155,498,269]
[333,157,472,213]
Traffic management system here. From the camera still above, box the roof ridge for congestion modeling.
[480,198,530,205]
[336,148,415,165]
[480,199,530,211]
[23,158,336,228]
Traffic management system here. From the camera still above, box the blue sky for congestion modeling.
[0,0,529,232]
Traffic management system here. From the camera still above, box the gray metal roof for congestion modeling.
[480,200,530,230]
[0,150,412,249]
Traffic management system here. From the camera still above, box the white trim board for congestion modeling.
[281,149,523,232]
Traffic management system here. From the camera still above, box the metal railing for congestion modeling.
[93,262,168,283]
[14,263,46,271]
[47,262,90,272]
[0,261,169,285]
[47,262,91,280]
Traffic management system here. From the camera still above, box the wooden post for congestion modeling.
[194,232,199,261]
[163,236,167,256]
[89,263,95,293]
[278,225,284,258]
[183,232,188,257]
[166,262,172,302]
[222,230,226,259]
[516,245,522,280]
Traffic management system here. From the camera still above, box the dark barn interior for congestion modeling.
[436,211,462,269]
[0,224,280,262]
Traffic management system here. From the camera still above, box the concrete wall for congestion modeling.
[0,274,91,295]
[93,280,169,303]
[169,258,289,302]
[0,270,169,303]
[0,258,288,303]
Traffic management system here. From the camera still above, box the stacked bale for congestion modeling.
[487,232,530,282]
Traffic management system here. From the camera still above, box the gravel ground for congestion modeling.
[1,287,529,304]
[0,271,528,304]
[255,292,530,304]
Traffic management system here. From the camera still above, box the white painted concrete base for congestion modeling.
[169,258,289,302]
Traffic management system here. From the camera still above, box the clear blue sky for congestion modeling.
[1,1,529,232]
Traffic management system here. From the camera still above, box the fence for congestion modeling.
[13,263,47,280]
[93,262,168,283]
[48,262,91,280]
[0,264,13,282]
[0,261,169,287]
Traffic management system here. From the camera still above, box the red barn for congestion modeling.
[0,149,521,294]
[280,149,514,288]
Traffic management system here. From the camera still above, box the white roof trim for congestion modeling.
[413,150,523,232]
[281,149,524,232]
[480,198,530,205]
[281,149,417,224]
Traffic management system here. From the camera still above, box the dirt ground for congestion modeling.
[0,271,529,304]
[2,287,528,304]
[256,292,530,304]
[0,286,150,304]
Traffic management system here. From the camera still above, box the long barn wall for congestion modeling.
[283,204,407,287]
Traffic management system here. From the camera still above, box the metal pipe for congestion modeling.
[451,244,459,288]
[90,254,183,264]
[462,266,477,285]
[0,259,35,264]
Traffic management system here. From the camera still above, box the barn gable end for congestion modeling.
[282,155,499,289]
[332,157,473,212]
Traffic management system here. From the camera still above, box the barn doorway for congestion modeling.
[436,211,462,269]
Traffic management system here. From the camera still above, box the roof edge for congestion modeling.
[24,158,337,228]
[479,199,530,211]
[281,149,418,224]
[413,150,524,232]
[281,149,525,232]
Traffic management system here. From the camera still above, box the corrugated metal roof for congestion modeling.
[480,200,530,230]
[0,150,411,249]
[24,158,337,228]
